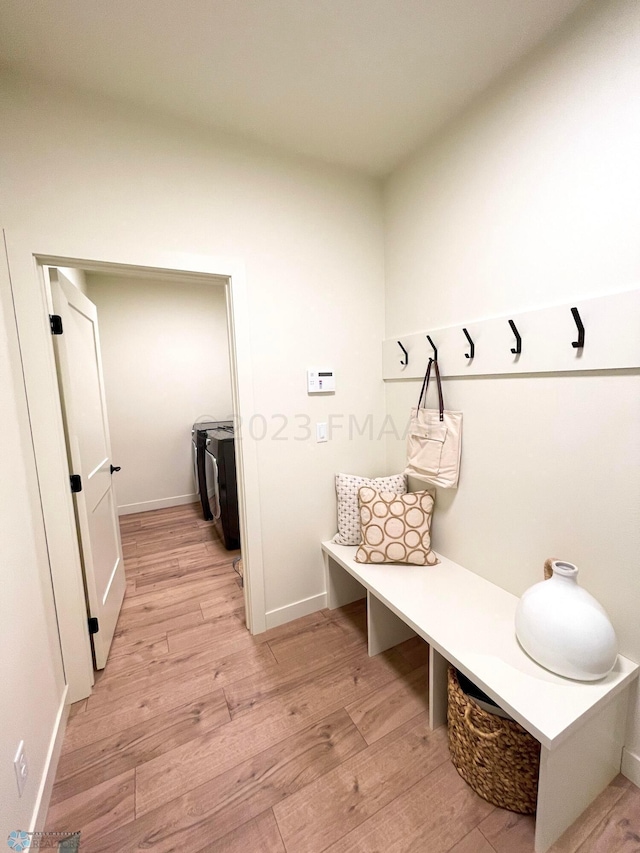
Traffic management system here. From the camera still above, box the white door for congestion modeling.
[50,268,125,669]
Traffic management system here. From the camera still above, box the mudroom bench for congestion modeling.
[321,540,638,853]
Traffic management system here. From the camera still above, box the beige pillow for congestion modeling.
[333,472,407,546]
[355,488,439,566]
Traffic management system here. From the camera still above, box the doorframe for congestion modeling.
[3,228,267,703]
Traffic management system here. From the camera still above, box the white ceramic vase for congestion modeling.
[515,561,618,681]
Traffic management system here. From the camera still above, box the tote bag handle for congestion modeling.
[417,358,444,422]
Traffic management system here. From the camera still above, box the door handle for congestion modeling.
[110,465,121,474]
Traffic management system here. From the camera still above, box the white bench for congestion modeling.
[322,540,639,853]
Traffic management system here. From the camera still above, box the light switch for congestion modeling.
[316,422,327,443]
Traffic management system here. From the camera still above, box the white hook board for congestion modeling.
[384,288,640,380]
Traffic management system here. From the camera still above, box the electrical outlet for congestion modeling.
[14,741,28,798]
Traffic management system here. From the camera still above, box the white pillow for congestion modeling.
[333,472,407,546]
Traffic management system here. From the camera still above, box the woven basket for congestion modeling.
[447,667,540,814]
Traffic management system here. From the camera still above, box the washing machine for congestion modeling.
[206,424,240,550]
[192,420,240,550]
[192,420,223,521]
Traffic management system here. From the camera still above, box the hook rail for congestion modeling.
[383,290,638,379]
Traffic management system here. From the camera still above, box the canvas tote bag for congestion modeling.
[405,358,462,488]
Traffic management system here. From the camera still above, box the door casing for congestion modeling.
[3,228,266,703]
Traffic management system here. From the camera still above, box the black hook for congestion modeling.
[571,307,585,349]
[426,335,438,361]
[397,341,408,366]
[462,328,474,360]
[508,320,522,355]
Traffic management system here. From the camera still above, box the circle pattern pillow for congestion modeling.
[355,488,439,566]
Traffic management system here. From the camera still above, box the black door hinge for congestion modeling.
[88,617,99,635]
[50,314,63,335]
[70,474,83,493]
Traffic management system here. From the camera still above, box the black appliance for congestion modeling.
[192,420,240,550]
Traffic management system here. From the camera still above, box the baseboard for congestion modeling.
[31,686,69,832]
[118,493,198,516]
[622,747,640,787]
[265,593,328,630]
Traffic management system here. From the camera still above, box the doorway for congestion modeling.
[3,229,266,704]
[52,264,245,670]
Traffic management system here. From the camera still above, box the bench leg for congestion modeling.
[367,591,415,656]
[429,646,449,731]
[534,688,629,852]
[323,553,366,610]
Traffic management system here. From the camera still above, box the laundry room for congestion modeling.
[84,271,233,515]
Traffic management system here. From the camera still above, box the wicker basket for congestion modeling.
[447,667,540,814]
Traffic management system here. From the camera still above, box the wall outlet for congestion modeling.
[14,741,28,798]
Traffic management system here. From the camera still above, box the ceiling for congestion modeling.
[0,0,586,175]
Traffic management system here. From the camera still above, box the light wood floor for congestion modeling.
[45,503,640,852]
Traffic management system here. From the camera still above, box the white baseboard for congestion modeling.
[31,686,69,832]
[265,592,328,630]
[118,493,198,516]
[622,747,640,787]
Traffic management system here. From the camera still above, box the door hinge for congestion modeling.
[50,314,63,335]
[70,474,83,493]
[88,617,99,635]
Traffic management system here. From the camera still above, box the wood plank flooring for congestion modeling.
[45,502,640,852]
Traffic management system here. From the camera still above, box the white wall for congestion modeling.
[0,74,386,612]
[0,279,66,839]
[85,273,233,513]
[384,0,640,779]
[0,71,386,834]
